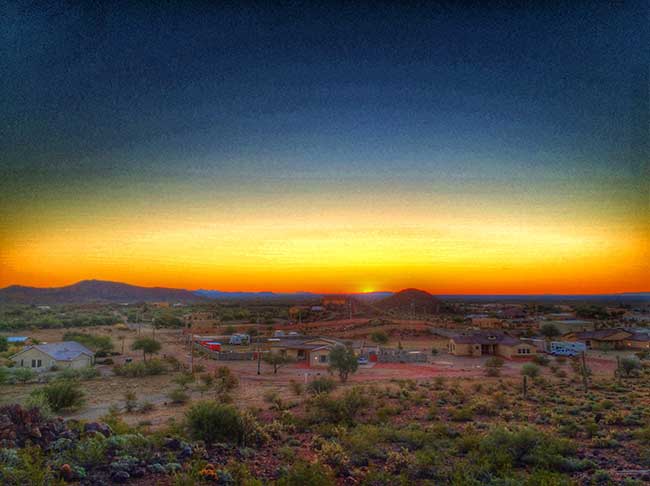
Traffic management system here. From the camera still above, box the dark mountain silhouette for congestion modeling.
[375,288,441,314]
[0,280,206,304]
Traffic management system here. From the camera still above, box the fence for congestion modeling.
[362,348,429,363]
[194,343,257,361]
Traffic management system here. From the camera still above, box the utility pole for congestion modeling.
[581,351,589,392]
[189,320,194,374]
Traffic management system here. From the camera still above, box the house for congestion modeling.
[448,332,536,358]
[624,332,650,350]
[563,328,632,350]
[10,342,95,372]
[267,336,364,368]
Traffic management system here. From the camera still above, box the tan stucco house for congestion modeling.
[448,333,536,359]
[10,341,95,372]
[268,336,364,368]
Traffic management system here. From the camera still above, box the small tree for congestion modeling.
[328,346,359,382]
[370,331,389,344]
[540,323,561,340]
[0,336,8,352]
[619,357,641,377]
[263,353,294,374]
[521,363,540,378]
[131,337,161,362]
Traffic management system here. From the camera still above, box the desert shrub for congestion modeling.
[23,391,54,418]
[79,366,100,380]
[276,461,335,486]
[168,388,190,404]
[33,380,85,411]
[479,427,587,473]
[370,331,389,344]
[173,372,195,389]
[317,440,350,472]
[13,367,36,384]
[533,355,550,366]
[215,366,239,394]
[451,407,474,422]
[308,387,369,426]
[289,380,304,396]
[484,357,504,377]
[619,357,641,377]
[186,401,244,445]
[113,359,166,377]
[0,367,9,385]
[307,377,336,395]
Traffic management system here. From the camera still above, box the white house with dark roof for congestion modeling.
[10,341,95,372]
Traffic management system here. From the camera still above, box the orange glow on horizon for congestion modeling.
[2,207,647,294]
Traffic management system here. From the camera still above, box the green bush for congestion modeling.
[308,387,368,426]
[13,368,36,384]
[276,461,335,486]
[521,363,541,378]
[168,388,190,404]
[113,359,167,377]
[307,377,336,395]
[33,380,85,411]
[185,401,244,445]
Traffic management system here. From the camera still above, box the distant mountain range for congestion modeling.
[0,280,647,305]
[195,289,393,302]
[0,280,206,304]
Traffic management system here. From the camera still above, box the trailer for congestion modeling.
[549,341,586,356]
[229,334,250,345]
[204,342,222,352]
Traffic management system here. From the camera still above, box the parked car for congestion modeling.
[357,356,369,365]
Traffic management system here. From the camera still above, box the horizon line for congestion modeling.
[1,279,648,297]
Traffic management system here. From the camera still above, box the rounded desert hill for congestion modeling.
[375,288,441,314]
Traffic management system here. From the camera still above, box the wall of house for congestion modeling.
[624,339,650,350]
[450,341,481,356]
[310,349,330,367]
[498,344,536,359]
[67,355,93,369]
[12,348,55,371]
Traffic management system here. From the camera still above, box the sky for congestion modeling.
[1,1,648,294]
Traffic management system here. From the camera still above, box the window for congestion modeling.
[37,359,42,367]
[31,359,36,368]
[318,355,328,363]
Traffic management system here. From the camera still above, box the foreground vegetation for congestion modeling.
[1,351,649,485]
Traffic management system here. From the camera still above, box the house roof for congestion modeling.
[12,341,94,361]
[572,329,632,340]
[6,336,29,343]
[629,332,650,342]
[451,333,521,346]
